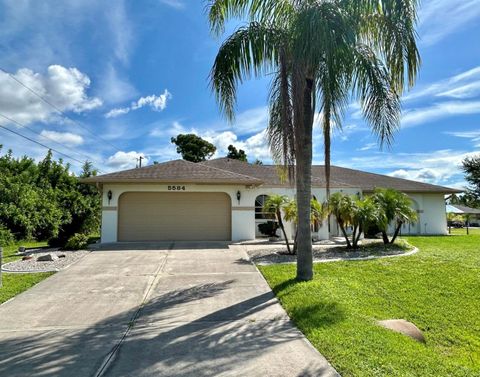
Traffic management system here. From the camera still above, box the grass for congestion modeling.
[259,234,480,377]
[449,227,480,236]
[1,241,53,305]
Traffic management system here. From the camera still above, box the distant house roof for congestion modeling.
[446,204,480,214]
[85,157,460,193]
[82,159,263,185]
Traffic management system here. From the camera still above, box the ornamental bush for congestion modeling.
[0,225,15,246]
[65,233,89,250]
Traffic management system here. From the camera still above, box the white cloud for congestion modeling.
[150,121,194,138]
[159,0,185,10]
[107,1,133,65]
[418,0,480,46]
[402,101,480,127]
[203,130,271,161]
[232,107,269,135]
[105,108,131,118]
[336,149,480,186]
[405,66,480,102]
[357,143,377,151]
[106,151,148,170]
[40,130,84,146]
[444,129,480,147]
[105,90,172,118]
[97,64,138,105]
[0,65,102,126]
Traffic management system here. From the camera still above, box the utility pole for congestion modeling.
[137,156,144,168]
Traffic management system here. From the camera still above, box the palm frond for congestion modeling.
[267,48,295,174]
[208,0,293,36]
[210,22,284,121]
[352,44,401,148]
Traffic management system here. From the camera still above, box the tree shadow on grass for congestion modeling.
[269,278,345,330]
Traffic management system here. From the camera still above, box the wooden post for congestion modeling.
[0,247,3,288]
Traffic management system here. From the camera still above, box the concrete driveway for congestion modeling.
[0,243,338,377]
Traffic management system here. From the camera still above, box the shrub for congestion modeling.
[65,233,89,250]
[258,221,279,238]
[0,225,15,246]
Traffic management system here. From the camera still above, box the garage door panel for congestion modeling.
[118,192,231,241]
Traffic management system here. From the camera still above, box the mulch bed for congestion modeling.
[245,240,414,265]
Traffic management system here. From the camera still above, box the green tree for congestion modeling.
[227,145,248,161]
[461,156,480,207]
[371,188,418,244]
[171,134,216,162]
[209,0,419,280]
[0,147,100,245]
[263,194,292,254]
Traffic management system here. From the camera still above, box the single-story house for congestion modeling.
[84,158,459,243]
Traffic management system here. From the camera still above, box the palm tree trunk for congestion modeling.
[323,110,331,201]
[277,209,291,254]
[390,223,402,244]
[295,76,314,281]
[338,222,352,248]
[381,231,390,245]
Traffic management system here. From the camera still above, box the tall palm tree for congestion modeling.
[208,0,420,281]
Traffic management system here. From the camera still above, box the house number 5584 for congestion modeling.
[168,185,186,191]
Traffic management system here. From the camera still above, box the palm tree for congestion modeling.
[263,194,292,254]
[282,197,327,254]
[208,0,420,280]
[327,192,356,248]
[371,188,418,244]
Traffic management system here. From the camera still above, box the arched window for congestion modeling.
[255,195,270,219]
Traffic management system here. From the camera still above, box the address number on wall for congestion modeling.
[168,185,186,191]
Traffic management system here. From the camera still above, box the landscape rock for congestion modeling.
[378,319,425,343]
[58,254,66,258]
[22,255,33,261]
[37,253,59,262]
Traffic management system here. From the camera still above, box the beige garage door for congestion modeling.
[118,192,231,241]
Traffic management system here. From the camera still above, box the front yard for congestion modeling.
[259,235,480,377]
[0,242,54,305]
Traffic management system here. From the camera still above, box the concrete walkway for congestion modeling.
[0,242,338,377]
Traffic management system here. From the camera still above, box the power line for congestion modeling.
[0,66,128,155]
[0,123,101,171]
[0,112,100,165]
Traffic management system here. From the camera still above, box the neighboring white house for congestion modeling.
[84,158,459,243]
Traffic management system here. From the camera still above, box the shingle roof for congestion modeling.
[202,158,460,193]
[82,159,263,185]
[202,158,354,188]
[447,204,480,214]
[85,157,460,193]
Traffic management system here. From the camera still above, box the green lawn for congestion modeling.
[450,227,480,235]
[1,241,53,305]
[259,235,480,377]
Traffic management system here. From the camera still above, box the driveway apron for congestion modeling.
[0,242,338,377]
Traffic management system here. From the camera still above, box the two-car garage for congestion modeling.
[117,192,232,242]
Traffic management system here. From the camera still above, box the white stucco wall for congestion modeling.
[99,183,448,243]
[409,193,448,235]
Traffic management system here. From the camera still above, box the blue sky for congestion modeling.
[0,0,479,189]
